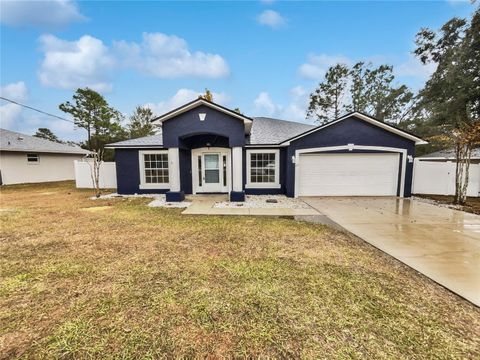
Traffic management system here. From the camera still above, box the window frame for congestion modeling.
[26,153,40,164]
[138,150,170,189]
[246,149,281,189]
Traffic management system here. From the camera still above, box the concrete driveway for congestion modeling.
[302,197,480,306]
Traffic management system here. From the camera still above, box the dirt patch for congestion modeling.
[416,194,480,215]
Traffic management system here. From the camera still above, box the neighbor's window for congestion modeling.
[143,153,169,184]
[247,150,280,188]
[27,153,39,163]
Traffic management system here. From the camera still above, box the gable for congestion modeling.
[282,112,426,145]
[290,115,418,150]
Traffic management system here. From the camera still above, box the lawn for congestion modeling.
[1,182,479,359]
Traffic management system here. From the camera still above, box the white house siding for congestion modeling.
[0,151,85,185]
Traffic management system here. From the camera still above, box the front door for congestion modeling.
[192,148,231,194]
[202,153,221,192]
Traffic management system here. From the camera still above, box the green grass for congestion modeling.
[0,181,479,359]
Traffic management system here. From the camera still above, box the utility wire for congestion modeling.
[0,96,75,124]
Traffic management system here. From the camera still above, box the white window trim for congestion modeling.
[138,150,170,190]
[26,153,40,164]
[246,149,281,189]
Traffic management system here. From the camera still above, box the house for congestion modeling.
[417,148,480,164]
[107,98,426,201]
[0,128,89,185]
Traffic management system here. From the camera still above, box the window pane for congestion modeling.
[250,152,276,183]
[205,169,219,183]
[204,154,219,169]
[144,153,168,184]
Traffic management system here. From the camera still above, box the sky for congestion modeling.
[0,0,476,141]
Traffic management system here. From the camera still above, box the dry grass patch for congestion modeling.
[1,182,479,358]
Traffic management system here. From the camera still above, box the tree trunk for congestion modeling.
[453,143,472,205]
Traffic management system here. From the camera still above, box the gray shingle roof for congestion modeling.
[107,118,315,147]
[0,128,90,155]
[419,148,480,159]
[249,117,315,145]
[106,132,164,147]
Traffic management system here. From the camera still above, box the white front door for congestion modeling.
[192,148,231,193]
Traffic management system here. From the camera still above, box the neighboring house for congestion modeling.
[0,128,89,185]
[417,148,480,164]
[107,98,426,201]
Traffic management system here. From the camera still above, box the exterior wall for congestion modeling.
[115,148,169,194]
[0,151,83,185]
[162,105,245,148]
[243,147,287,195]
[285,117,416,197]
[74,160,117,189]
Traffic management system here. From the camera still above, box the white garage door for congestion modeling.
[297,153,400,196]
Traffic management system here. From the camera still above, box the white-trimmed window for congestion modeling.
[27,153,39,164]
[246,149,280,188]
[139,150,169,189]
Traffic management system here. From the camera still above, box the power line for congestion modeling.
[0,96,75,124]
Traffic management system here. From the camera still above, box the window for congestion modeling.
[139,151,169,189]
[246,149,280,188]
[27,153,39,163]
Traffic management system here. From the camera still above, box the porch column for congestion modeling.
[166,147,184,201]
[230,146,245,201]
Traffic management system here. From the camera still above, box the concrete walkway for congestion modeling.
[302,197,480,306]
[182,195,320,216]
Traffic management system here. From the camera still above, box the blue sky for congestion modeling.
[0,0,476,141]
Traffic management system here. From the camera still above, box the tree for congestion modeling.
[59,88,126,161]
[59,88,125,152]
[348,63,414,123]
[199,88,213,102]
[414,8,480,204]
[34,128,62,143]
[307,64,349,124]
[307,62,414,125]
[127,106,156,139]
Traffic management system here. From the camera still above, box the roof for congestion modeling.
[0,128,90,155]
[107,118,314,148]
[151,98,253,134]
[248,117,315,145]
[107,109,426,148]
[419,148,480,159]
[280,112,427,145]
[105,133,164,148]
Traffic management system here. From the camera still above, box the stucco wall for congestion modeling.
[285,116,416,197]
[0,151,84,185]
[162,105,245,148]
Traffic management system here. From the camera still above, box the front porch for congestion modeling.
[166,133,245,202]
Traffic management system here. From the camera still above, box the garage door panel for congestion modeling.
[298,153,400,196]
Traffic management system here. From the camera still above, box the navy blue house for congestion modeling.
[107,98,426,201]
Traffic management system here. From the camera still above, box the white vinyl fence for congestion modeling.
[74,160,117,189]
[413,159,480,197]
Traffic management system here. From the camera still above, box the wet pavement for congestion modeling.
[302,197,480,306]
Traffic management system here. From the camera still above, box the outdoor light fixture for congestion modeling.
[199,113,206,121]
[348,143,355,151]
[291,156,296,164]
[408,155,414,163]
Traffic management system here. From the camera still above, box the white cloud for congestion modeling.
[298,54,352,80]
[38,34,115,91]
[0,0,86,29]
[257,10,286,29]
[114,32,230,79]
[395,54,437,80]
[145,89,230,116]
[253,86,309,122]
[0,81,28,128]
[254,92,278,116]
